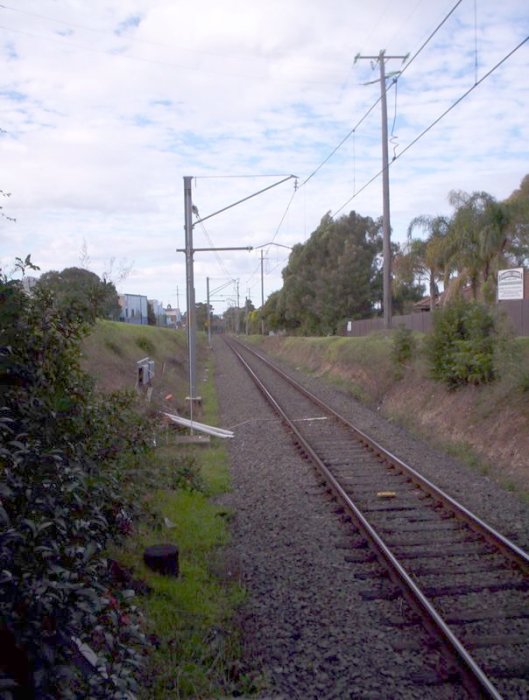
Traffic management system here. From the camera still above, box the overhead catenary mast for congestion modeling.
[354,50,408,330]
[181,174,296,421]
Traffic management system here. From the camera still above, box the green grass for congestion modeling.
[107,351,260,698]
[80,320,189,408]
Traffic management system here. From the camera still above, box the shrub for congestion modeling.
[170,454,205,492]
[391,325,416,369]
[426,301,497,388]
[136,336,155,354]
[0,267,154,697]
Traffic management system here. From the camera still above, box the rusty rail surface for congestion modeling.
[226,337,529,699]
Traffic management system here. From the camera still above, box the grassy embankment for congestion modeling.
[247,332,529,500]
[81,321,529,696]
[81,321,258,698]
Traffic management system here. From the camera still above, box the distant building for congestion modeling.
[164,304,182,329]
[148,299,166,326]
[119,293,149,324]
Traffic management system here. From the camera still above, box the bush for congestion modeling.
[426,301,497,388]
[136,336,155,354]
[0,268,154,697]
[391,325,416,369]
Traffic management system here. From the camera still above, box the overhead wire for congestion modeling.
[242,0,465,289]
[194,174,294,180]
[195,218,234,280]
[299,0,464,190]
[332,33,529,217]
[268,179,298,245]
[301,99,381,187]
[398,0,463,79]
[393,34,529,166]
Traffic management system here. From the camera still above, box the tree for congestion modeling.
[223,305,241,334]
[403,214,451,311]
[36,267,120,322]
[147,300,157,325]
[262,290,291,333]
[0,262,152,696]
[445,190,520,303]
[195,302,211,331]
[391,241,425,314]
[505,174,529,265]
[277,211,383,335]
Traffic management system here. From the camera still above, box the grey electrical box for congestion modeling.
[137,356,155,386]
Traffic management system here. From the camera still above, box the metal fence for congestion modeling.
[346,300,529,337]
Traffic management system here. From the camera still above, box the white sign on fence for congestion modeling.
[498,268,524,301]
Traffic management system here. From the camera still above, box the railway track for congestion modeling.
[225,337,529,699]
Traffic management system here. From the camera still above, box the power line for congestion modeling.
[301,98,381,187]
[332,33,529,218]
[194,174,294,180]
[195,219,233,280]
[399,0,463,79]
[300,0,464,189]
[395,34,529,163]
[269,180,298,245]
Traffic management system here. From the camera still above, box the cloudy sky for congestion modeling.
[1,0,528,314]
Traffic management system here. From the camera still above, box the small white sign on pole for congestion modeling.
[498,268,524,301]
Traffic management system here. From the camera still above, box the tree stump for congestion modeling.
[143,543,179,577]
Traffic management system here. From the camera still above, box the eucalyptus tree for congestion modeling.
[279,211,383,335]
[36,267,120,322]
[505,174,529,265]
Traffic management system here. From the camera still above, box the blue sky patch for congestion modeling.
[115,15,142,36]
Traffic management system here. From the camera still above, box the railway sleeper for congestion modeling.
[423,579,529,598]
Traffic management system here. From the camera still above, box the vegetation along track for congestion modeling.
[225,336,529,700]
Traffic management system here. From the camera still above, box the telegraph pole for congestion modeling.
[354,50,408,330]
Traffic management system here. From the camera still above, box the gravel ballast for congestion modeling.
[212,337,529,699]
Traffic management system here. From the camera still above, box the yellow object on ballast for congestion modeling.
[376,491,396,498]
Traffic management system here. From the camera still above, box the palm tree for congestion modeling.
[446,190,520,303]
[406,214,451,311]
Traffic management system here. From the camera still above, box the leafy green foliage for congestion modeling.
[147,301,157,326]
[36,267,120,323]
[391,325,417,372]
[264,211,383,335]
[136,335,155,354]
[426,301,497,388]
[0,265,155,697]
[170,454,205,493]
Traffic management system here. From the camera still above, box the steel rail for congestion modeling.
[227,338,508,700]
[237,340,529,573]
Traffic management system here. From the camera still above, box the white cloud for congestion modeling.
[1,0,528,313]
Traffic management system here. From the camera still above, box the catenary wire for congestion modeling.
[268,181,298,245]
[332,33,529,218]
[300,0,464,189]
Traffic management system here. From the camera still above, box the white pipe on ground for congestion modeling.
[162,412,234,439]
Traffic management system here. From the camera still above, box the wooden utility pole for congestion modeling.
[354,50,408,330]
